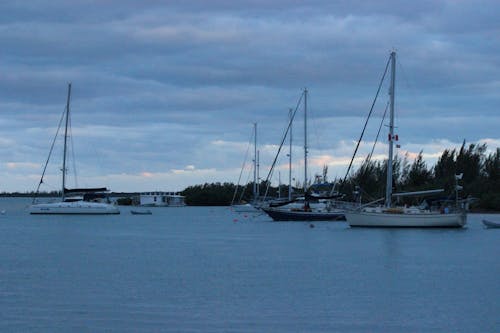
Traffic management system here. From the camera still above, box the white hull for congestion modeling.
[141,203,186,207]
[346,210,466,228]
[29,201,120,215]
[231,203,259,213]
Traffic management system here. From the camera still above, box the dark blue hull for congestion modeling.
[262,207,345,221]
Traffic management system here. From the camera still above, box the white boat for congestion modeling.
[231,203,260,213]
[231,123,261,213]
[30,200,120,215]
[29,83,120,215]
[482,219,500,228]
[345,52,465,228]
[346,207,466,227]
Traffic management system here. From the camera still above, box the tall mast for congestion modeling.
[278,171,281,198]
[62,82,72,201]
[288,108,293,201]
[303,88,308,193]
[385,52,396,207]
[253,122,257,202]
[257,149,260,198]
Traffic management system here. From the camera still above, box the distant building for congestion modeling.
[139,192,186,207]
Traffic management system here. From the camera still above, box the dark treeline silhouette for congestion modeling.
[181,182,236,206]
[180,181,296,206]
[341,142,499,211]
[0,190,61,197]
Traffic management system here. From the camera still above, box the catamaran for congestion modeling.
[345,51,466,227]
[29,83,120,215]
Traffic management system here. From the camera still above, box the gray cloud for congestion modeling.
[0,0,498,192]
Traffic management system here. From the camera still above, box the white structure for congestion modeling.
[140,192,186,207]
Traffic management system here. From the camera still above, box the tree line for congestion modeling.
[182,142,499,211]
[340,142,498,210]
[2,142,497,210]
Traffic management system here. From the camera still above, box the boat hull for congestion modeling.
[131,210,152,215]
[482,219,500,228]
[345,211,466,228]
[29,201,120,215]
[262,207,345,221]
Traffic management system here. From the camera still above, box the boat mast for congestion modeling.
[257,149,260,199]
[62,82,72,201]
[303,88,308,193]
[385,52,396,207]
[288,108,293,201]
[278,171,281,198]
[253,122,257,202]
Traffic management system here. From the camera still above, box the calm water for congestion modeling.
[0,198,498,332]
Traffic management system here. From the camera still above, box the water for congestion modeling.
[1,198,499,332]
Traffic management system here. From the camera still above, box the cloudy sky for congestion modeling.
[1,0,498,193]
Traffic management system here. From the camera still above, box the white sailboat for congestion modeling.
[345,51,466,228]
[29,83,120,215]
[231,123,260,213]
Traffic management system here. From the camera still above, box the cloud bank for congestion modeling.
[0,0,498,192]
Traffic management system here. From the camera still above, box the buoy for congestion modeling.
[309,223,315,228]
[233,218,238,222]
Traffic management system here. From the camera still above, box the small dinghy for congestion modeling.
[131,209,152,215]
[482,219,500,228]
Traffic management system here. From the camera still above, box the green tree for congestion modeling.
[404,151,432,189]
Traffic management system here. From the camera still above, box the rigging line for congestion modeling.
[231,127,254,205]
[262,108,296,198]
[263,163,275,200]
[358,183,378,203]
[307,93,322,165]
[339,55,391,191]
[367,100,390,163]
[238,162,254,203]
[33,106,67,202]
[262,91,304,200]
[68,112,78,188]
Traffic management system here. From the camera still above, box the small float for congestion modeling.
[482,219,500,228]
[131,209,152,215]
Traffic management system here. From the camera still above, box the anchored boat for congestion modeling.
[29,83,119,215]
[345,52,465,228]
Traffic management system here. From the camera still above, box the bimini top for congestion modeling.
[64,187,109,194]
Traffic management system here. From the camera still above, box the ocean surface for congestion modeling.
[0,197,498,332]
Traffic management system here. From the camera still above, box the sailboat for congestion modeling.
[231,123,260,213]
[261,89,346,221]
[29,83,120,215]
[345,51,466,227]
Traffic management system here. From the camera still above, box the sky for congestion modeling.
[1,0,499,193]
